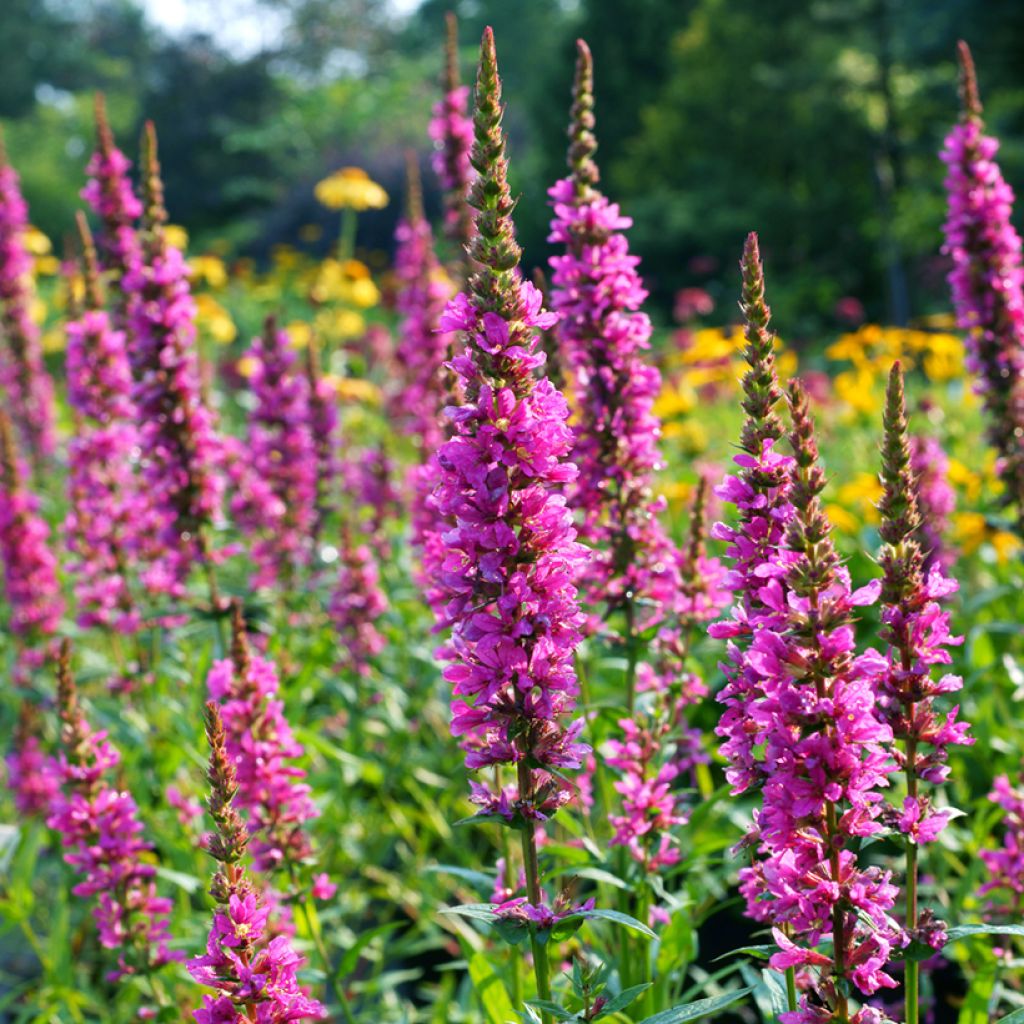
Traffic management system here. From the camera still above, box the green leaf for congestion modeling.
[0,825,19,876]
[335,921,403,979]
[427,864,498,891]
[439,903,497,924]
[527,999,577,1021]
[636,986,754,1024]
[468,951,517,1024]
[957,968,996,1024]
[658,913,697,976]
[597,983,653,1018]
[562,908,656,939]
[995,1009,1024,1024]
[947,924,1024,941]
[713,944,775,962]
[154,866,202,894]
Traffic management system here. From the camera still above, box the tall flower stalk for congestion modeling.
[432,27,589,1016]
[548,41,677,696]
[48,641,178,988]
[876,364,973,1024]
[188,701,324,1023]
[941,41,1024,525]
[0,131,56,470]
[232,316,317,591]
[429,11,474,277]
[65,212,151,633]
[122,122,223,602]
[0,408,63,676]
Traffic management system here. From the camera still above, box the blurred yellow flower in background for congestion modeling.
[195,294,236,344]
[189,255,228,289]
[315,307,365,341]
[825,503,860,535]
[165,224,189,251]
[236,354,260,379]
[326,375,382,406]
[285,321,313,349]
[835,472,883,525]
[315,167,389,211]
[23,226,51,255]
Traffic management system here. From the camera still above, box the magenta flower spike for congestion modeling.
[65,213,153,632]
[980,773,1024,921]
[910,434,956,572]
[188,700,324,1023]
[430,26,589,1011]
[206,604,319,876]
[710,234,797,801]
[757,382,902,1020]
[876,364,973,1021]
[121,121,223,597]
[47,642,179,983]
[0,409,63,669]
[329,525,388,678]
[390,154,455,460]
[548,40,678,651]
[0,131,56,469]
[81,94,143,330]
[232,316,317,591]
[303,338,340,548]
[941,42,1024,523]
[5,700,58,817]
[429,11,474,276]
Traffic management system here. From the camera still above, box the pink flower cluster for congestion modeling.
[0,152,56,464]
[5,707,58,816]
[547,169,676,632]
[207,644,318,875]
[48,668,177,978]
[0,419,63,645]
[980,774,1024,917]
[390,211,454,457]
[429,75,473,256]
[189,892,325,1023]
[941,45,1024,511]
[910,435,956,571]
[65,304,154,631]
[435,280,590,817]
[232,320,317,590]
[329,533,388,677]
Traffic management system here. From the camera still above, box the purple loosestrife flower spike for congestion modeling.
[82,94,143,331]
[5,699,58,816]
[122,121,223,595]
[303,337,340,548]
[434,24,588,822]
[909,434,956,572]
[548,39,678,639]
[759,382,901,1021]
[206,603,319,875]
[390,154,456,459]
[941,42,1024,523]
[0,409,63,658]
[47,641,179,980]
[711,234,796,800]
[189,701,325,1023]
[0,130,56,468]
[231,316,317,591]
[980,773,1024,921]
[429,11,474,276]
[64,212,154,632]
[875,365,972,948]
[329,525,388,678]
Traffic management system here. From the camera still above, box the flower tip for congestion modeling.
[957,40,981,119]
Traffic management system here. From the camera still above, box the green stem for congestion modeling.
[518,762,552,1024]
[623,603,638,715]
[292,878,358,1024]
[784,966,798,1017]
[905,734,919,1024]
[339,208,358,265]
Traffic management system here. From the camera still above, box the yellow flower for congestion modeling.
[23,226,52,255]
[776,349,799,381]
[189,255,228,289]
[342,259,371,279]
[236,355,260,379]
[946,459,981,502]
[333,376,382,406]
[195,294,236,344]
[41,327,66,354]
[992,530,1023,564]
[834,367,880,415]
[316,307,365,341]
[348,276,380,309]
[664,419,707,454]
[285,321,313,349]
[29,297,46,325]
[825,503,860,536]
[661,481,695,507]
[653,383,696,420]
[165,224,189,252]
[835,472,883,524]
[315,167,389,211]
[34,255,60,276]
[272,245,302,272]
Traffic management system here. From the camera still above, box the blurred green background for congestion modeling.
[5,0,1024,335]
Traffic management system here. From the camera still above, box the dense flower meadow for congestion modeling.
[2,21,1024,1024]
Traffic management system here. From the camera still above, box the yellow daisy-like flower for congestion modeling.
[41,327,66,354]
[189,255,228,290]
[236,354,261,379]
[34,255,60,276]
[23,225,52,256]
[194,294,236,345]
[825,502,861,536]
[316,308,365,341]
[165,224,189,252]
[835,472,883,525]
[315,167,389,212]
[333,376,382,406]
[285,321,313,350]
[992,530,1023,564]
[29,297,46,325]
[347,276,381,309]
